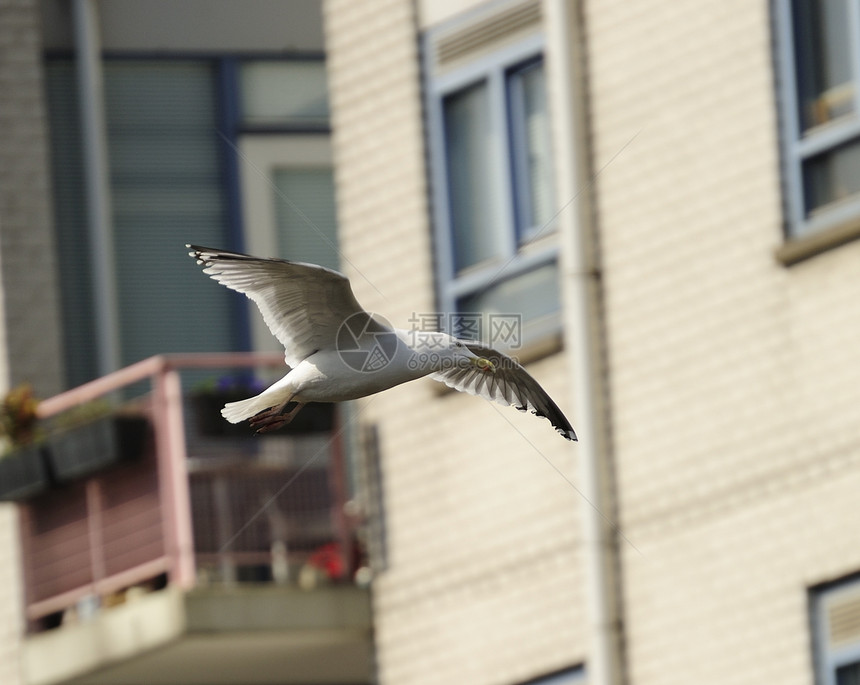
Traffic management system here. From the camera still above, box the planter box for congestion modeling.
[191,393,335,437]
[0,445,50,501]
[288,403,336,434]
[191,391,253,438]
[47,415,150,483]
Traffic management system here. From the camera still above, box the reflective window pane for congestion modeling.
[457,262,560,350]
[509,59,554,239]
[803,137,860,214]
[273,168,340,271]
[837,661,860,685]
[240,61,329,128]
[106,62,235,368]
[46,60,236,386]
[792,0,854,130]
[443,81,507,272]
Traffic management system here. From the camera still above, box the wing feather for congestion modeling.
[187,245,371,368]
[431,343,577,441]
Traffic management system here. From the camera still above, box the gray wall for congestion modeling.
[41,0,325,52]
[0,0,65,398]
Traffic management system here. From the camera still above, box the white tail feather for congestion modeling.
[221,395,273,424]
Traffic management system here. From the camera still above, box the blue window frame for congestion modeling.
[426,29,560,352]
[775,0,860,239]
[520,666,586,685]
[811,575,860,685]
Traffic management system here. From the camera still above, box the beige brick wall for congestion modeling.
[324,0,860,682]
[585,0,860,682]
[0,505,22,685]
[323,1,586,683]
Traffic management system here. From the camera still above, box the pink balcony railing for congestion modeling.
[19,353,357,631]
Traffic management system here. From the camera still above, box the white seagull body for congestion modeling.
[187,245,577,441]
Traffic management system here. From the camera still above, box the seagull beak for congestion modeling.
[472,357,495,373]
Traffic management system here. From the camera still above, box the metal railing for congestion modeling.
[21,353,356,629]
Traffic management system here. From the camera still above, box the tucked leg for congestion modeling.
[249,399,307,434]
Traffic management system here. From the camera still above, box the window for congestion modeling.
[45,56,331,387]
[811,576,860,685]
[236,137,339,353]
[425,8,559,353]
[46,60,235,386]
[520,665,586,685]
[776,0,860,241]
[239,60,329,130]
[273,168,339,270]
[235,60,337,352]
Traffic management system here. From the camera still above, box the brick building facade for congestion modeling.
[323,0,860,683]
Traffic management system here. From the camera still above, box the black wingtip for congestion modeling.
[186,245,227,268]
[553,423,578,441]
[186,244,205,261]
[530,404,577,442]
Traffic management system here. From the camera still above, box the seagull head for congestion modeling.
[403,331,496,373]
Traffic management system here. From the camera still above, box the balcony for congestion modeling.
[9,354,373,685]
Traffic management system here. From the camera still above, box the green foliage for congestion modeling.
[0,384,40,455]
[50,399,113,432]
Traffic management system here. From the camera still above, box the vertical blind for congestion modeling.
[45,60,236,387]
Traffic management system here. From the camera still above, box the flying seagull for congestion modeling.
[187,245,577,441]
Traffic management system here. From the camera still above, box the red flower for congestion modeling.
[306,543,345,579]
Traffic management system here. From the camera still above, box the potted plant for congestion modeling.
[46,401,150,483]
[0,384,50,501]
[190,374,335,437]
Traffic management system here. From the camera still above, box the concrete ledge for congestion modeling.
[776,218,860,265]
[66,629,373,685]
[22,585,373,685]
[185,584,372,632]
[23,586,185,685]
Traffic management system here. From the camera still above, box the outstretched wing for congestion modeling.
[188,245,374,368]
[430,342,577,441]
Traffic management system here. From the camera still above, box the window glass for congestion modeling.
[457,262,560,350]
[837,662,860,685]
[802,137,860,213]
[509,59,554,239]
[105,62,235,368]
[443,80,507,272]
[45,60,236,386]
[240,61,329,128]
[520,665,585,685]
[273,168,340,271]
[791,0,854,130]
